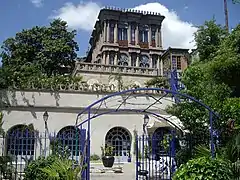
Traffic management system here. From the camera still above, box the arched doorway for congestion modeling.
[105,127,131,162]
[6,124,35,160]
[152,127,171,156]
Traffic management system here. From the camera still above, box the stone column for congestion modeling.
[128,24,131,44]
[129,53,132,66]
[155,28,159,47]
[148,26,151,47]
[106,52,109,65]
[107,21,110,42]
[160,57,163,76]
[135,24,139,45]
[114,22,118,43]
[136,54,140,67]
[103,51,106,64]
[104,21,107,42]
[149,55,152,68]
[114,52,118,65]
[159,26,162,48]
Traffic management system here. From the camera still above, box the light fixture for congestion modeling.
[143,114,150,125]
[43,111,49,123]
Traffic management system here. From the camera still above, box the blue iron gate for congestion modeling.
[136,130,177,180]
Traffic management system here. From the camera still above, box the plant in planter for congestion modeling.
[101,144,115,168]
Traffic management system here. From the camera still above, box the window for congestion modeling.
[139,25,149,43]
[151,28,156,47]
[57,126,85,156]
[172,56,177,70]
[131,25,136,43]
[118,53,129,66]
[151,28,156,41]
[105,127,131,157]
[177,56,182,70]
[118,24,128,41]
[140,55,149,68]
[7,125,35,156]
[109,23,114,42]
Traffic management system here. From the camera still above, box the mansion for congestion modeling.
[0,7,190,164]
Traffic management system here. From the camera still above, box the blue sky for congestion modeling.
[0,0,239,57]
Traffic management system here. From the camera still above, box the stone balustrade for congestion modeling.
[74,62,159,76]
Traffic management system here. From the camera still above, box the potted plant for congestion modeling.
[101,144,115,168]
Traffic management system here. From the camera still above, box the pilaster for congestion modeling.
[106,52,110,65]
[114,22,118,43]
[128,23,131,44]
[135,24,139,45]
[159,26,162,48]
[107,21,110,42]
[148,26,151,47]
[114,52,118,65]
[104,21,107,42]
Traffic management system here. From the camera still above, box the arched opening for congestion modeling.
[105,126,131,162]
[6,124,35,157]
[152,127,171,155]
[140,55,150,68]
[118,53,129,66]
[56,126,81,156]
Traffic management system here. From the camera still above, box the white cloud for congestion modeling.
[51,2,101,31]
[51,2,197,49]
[30,0,43,8]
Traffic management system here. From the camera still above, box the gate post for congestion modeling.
[135,134,138,180]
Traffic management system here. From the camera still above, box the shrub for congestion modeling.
[90,154,100,161]
[24,155,56,180]
[173,157,233,180]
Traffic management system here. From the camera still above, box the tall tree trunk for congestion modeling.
[224,0,229,33]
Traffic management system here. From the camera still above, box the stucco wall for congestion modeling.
[0,90,175,157]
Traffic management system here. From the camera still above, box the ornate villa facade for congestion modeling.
[0,7,190,164]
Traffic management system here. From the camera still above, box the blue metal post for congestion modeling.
[86,110,91,180]
[44,122,47,157]
[209,111,215,158]
[135,135,139,180]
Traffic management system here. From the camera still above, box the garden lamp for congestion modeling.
[43,111,49,123]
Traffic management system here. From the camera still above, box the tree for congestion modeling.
[0,19,79,87]
[194,19,226,62]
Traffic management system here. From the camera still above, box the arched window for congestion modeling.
[57,126,83,156]
[109,52,115,65]
[7,125,35,156]
[140,55,150,68]
[152,127,170,155]
[118,53,129,66]
[105,127,131,160]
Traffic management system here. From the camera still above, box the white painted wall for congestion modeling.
[0,90,175,157]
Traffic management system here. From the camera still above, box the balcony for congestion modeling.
[139,42,149,49]
[74,62,158,76]
[118,40,128,47]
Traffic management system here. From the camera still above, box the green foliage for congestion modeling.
[90,154,100,161]
[144,76,169,88]
[0,19,79,88]
[194,19,226,62]
[39,157,81,180]
[173,157,233,180]
[101,144,114,157]
[0,156,14,179]
[24,155,56,180]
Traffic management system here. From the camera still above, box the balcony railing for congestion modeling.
[75,62,158,76]
[118,40,128,47]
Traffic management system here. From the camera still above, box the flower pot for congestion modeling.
[102,156,115,168]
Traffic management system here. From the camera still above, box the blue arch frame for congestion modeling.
[75,87,219,179]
